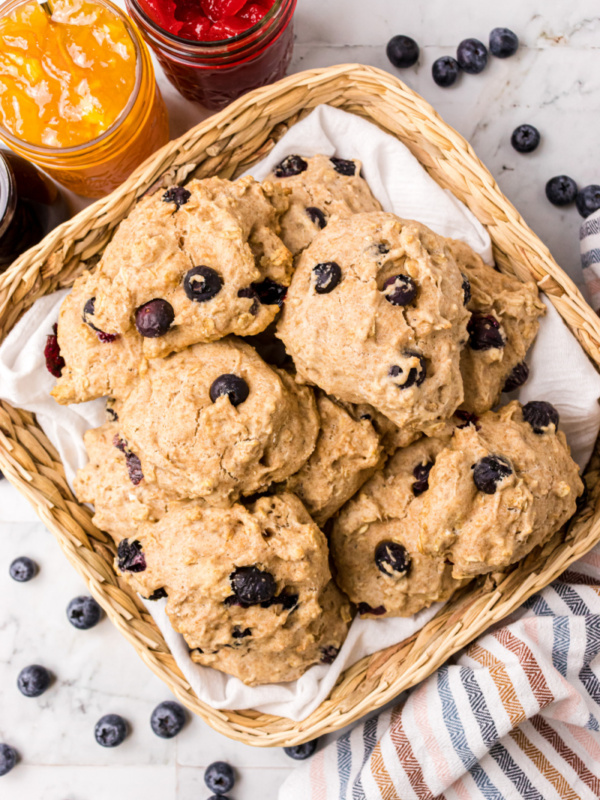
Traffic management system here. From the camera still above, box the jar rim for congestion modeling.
[0,151,16,240]
[128,0,285,50]
[0,0,145,156]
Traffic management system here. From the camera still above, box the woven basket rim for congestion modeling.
[1,63,600,747]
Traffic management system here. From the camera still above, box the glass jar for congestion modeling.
[0,0,170,198]
[126,0,297,110]
[0,150,69,270]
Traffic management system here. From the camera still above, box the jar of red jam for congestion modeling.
[0,149,69,271]
[126,0,297,110]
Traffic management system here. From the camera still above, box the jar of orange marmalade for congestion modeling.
[0,0,170,198]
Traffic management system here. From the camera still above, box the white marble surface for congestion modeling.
[2,1,600,797]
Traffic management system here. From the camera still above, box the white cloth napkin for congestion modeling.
[1,105,599,721]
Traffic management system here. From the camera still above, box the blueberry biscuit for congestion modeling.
[267,153,382,255]
[117,337,320,506]
[449,239,546,414]
[277,212,470,437]
[115,493,351,685]
[52,176,292,404]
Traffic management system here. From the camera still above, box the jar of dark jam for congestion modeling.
[126,0,297,110]
[0,150,69,271]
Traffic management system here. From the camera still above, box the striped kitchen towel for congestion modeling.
[279,543,600,799]
[581,208,600,313]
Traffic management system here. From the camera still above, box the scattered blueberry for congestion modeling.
[150,701,186,739]
[82,297,118,343]
[432,56,461,87]
[412,460,434,496]
[147,587,168,600]
[204,761,235,794]
[44,323,65,378]
[489,27,519,58]
[522,400,559,433]
[230,566,275,605]
[313,261,342,294]
[162,186,191,207]
[503,361,529,393]
[135,299,174,338]
[511,124,540,154]
[274,155,307,178]
[209,374,250,407]
[462,274,471,305]
[284,739,319,760]
[545,175,578,207]
[94,714,128,747]
[576,185,600,219]
[389,353,426,389]
[183,266,223,302]
[320,645,339,664]
[473,455,513,494]
[306,207,327,228]
[330,157,357,176]
[117,539,146,573]
[357,602,387,616]
[456,38,488,74]
[9,556,38,582]
[251,278,287,306]
[67,596,102,630]
[17,664,51,697]
[467,313,505,350]
[0,743,17,777]
[386,34,419,69]
[382,274,417,306]
[374,541,411,577]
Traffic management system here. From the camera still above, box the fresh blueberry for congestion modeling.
[386,35,419,68]
[462,274,471,305]
[576,185,600,219]
[150,701,186,739]
[162,186,191,207]
[284,739,319,760]
[135,299,174,338]
[330,157,357,176]
[117,539,146,573]
[432,56,461,87]
[467,313,505,350]
[357,602,386,616]
[209,374,249,407]
[204,761,235,794]
[456,38,488,74]
[44,323,65,378]
[313,261,342,294]
[545,175,578,207]
[9,556,38,582]
[511,124,540,153]
[522,400,559,434]
[125,451,143,485]
[473,455,513,494]
[147,587,168,600]
[503,361,529,393]
[382,274,417,306]
[0,744,17,777]
[183,266,222,302]
[232,626,252,639]
[17,664,51,697]
[94,714,128,747]
[320,646,339,664]
[230,566,276,605]
[374,541,411,577]
[250,278,287,306]
[274,155,308,178]
[412,460,434,496]
[82,297,118,343]
[389,353,426,389]
[67,596,102,630]
[207,796,231,800]
[306,207,327,228]
[489,27,519,58]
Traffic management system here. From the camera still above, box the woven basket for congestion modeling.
[1,64,600,747]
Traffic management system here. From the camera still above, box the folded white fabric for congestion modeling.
[0,105,598,721]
